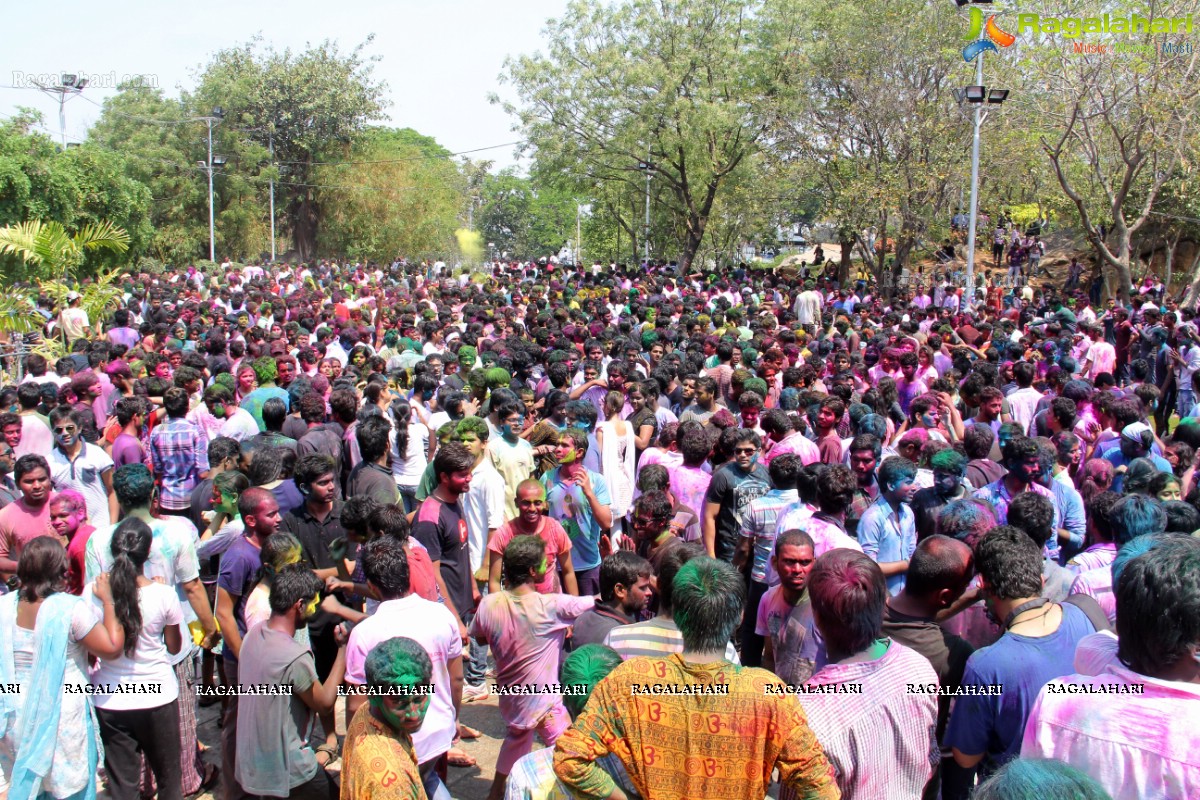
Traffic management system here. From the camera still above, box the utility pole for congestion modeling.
[197,108,225,263]
[638,156,655,265]
[35,74,88,150]
[268,130,276,262]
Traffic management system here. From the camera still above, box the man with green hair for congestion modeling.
[554,557,839,800]
[910,448,970,541]
[238,356,289,432]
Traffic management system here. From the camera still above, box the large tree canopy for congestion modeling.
[500,0,801,270]
[190,36,389,260]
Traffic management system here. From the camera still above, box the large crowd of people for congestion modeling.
[0,253,1197,800]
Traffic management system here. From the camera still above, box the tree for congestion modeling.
[191,36,388,259]
[500,0,800,269]
[86,83,211,263]
[0,112,151,271]
[315,127,466,261]
[0,219,130,282]
[770,0,977,291]
[478,170,581,260]
[1022,0,1200,302]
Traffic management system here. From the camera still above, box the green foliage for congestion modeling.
[316,127,465,262]
[0,295,48,336]
[86,84,209,262]
[0,113,150,277]
[190,35,389,259]
[0,219,130,283]
[478,170,580,260]
[500,0,800,269]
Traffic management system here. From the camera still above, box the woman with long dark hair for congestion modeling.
[87,517,185,800]
[390,399,432,513]
[0,536,124,799]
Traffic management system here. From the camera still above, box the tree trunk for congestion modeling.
[1179,247,1200,309]
[1109,231,1133,304]
[1164,235,1179,294]
[838,232,853,287]
[290,192,320,261]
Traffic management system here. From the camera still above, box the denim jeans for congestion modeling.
[462,583,489,686]
[398,484,419,514]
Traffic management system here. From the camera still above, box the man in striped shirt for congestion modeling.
[782,549,939,800]
[149,387,210,516]
[604,542,740,664]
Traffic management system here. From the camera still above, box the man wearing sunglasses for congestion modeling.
[47,407,118,528]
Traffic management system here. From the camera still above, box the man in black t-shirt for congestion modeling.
[703,429,770,562]
[411,443,476,643]
[281,453,347,679]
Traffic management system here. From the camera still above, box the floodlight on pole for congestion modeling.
[34,74,87,150]
[959,0,1009,306]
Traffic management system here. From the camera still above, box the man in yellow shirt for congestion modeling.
[341,636,433,800]
[553,557,841,800]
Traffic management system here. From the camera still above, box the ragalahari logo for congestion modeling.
[964,7,1016,61]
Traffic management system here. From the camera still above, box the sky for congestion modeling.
[1,0,570,171]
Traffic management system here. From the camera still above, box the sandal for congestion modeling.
[446,747,477,768]
[315,743,339,767]
[186,764,219,799]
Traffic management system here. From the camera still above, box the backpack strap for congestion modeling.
[1063,593,1112,633]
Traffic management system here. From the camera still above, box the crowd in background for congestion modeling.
[0,254,1196,800]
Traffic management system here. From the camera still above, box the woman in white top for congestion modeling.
[243,532,310,648]
[86,517,185,800]
[596,390,636,543]
[0,536,124,800]
[390,399,434,513]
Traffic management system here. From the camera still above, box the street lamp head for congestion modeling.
[61,74,78,88]
[965,85,987,103]
[212,155,227,166]
[75,78,88,89]
[212,107,225,119]
[987,88,1010,104]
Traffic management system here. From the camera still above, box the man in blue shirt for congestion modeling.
[1099,421,1172,493]
[857,456,919,596]
[543,428,613,597]
[944,526,1099,791]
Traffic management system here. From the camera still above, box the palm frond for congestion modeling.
[0,296,46,334]
[74,221,131,254]
[0,221,48,266]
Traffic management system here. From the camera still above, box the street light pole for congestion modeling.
[965,50,984,305]
[638,157,655,264]
[198,108,224,263]
[206,117,216,262]
[268,131,276,262]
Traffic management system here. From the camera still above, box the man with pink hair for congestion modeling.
[48,488,93,595]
